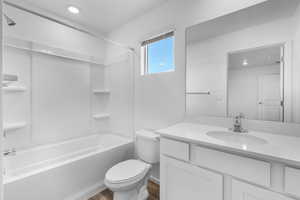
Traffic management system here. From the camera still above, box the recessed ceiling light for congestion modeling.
[68,6,80,14]
[242,59,248,66]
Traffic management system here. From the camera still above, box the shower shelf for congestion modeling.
[93,114,110,120]
[3,122,27,132]
[3,86,27,92]
[93,89,110,94]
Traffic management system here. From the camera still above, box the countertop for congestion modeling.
[157,122,300,167]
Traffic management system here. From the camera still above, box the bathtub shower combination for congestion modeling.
[4,134,133,200]
[2,3,135,200]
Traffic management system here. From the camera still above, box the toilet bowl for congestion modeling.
[104,130,160,200]
[105,159,151,200]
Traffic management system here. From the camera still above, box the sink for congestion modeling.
[206,131,267,146]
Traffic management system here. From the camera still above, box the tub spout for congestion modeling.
[3,148,16,156]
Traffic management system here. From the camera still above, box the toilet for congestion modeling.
[104,130,160,200]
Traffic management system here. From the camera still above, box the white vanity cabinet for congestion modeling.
[232,179,293,200]
[190,145,271,187]
[160,137,299,200]
[285,167,300,197]
[160,155,223,200]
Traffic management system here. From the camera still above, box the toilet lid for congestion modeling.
[105,160,150,184]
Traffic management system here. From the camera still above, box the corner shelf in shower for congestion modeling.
[93,89,110,94]
[3,122,27,132]
[3,86,27,93]
[4,37,107,67]
[93,114,110,120]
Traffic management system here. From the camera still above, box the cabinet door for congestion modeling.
[232,179,293,200]
[160,155,223,200]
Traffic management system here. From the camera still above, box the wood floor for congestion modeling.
[89,180,159,200]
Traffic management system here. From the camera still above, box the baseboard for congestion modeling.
[64,181,106,200]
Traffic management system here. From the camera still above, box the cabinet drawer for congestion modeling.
[191,145,271,187]
[160,138,189,161]
[285,167,300,197]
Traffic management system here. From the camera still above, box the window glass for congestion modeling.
[141,32,175,75]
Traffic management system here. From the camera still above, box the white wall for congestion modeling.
[292,4,300,123]
[106,54,135,139]
[186,18,292,118]
[228,65,280,119]
[107,0,268,131]
[3,5,103,149]
[31,55,91,144]
[3,46,32,148]
[106,0,268,182]
[2,5,134,149]
[0,1,4,199]
[4,5,106,58]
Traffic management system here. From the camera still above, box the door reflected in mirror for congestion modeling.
[227,45,284,122]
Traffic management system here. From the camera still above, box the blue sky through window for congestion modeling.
[147,36,175,74]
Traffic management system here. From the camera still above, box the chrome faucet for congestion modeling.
[3,148,16,157]
[230,113,247,133]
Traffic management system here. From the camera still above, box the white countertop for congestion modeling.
[157,122,300,166]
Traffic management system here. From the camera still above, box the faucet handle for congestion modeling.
[3,148,16,156]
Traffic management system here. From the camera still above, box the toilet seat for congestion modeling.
[105,159,151,185]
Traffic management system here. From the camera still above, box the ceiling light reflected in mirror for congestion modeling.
[68,6,80,14]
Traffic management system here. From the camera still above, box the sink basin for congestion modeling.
[206,131,267,146]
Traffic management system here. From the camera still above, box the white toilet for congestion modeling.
[104,130,160,200]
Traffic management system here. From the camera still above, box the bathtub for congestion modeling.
[3,133,134,200]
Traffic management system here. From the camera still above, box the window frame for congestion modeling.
[141,31,175,75]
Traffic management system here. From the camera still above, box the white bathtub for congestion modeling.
[3,134,134,200]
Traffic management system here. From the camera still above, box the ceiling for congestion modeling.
[187,0,300,44]
[5,0,169,34]
[228,45,281,69]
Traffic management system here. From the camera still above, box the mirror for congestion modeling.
[228,45,283,122]
[186,0,300,123]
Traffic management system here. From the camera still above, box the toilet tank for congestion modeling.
[136,130,160,164]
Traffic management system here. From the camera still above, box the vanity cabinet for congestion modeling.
[284,167,300,197]
[232,180,293,200]
[160,138,189,161]
[160,137,299,200]
[160,155,223,200]
[191,145,271,187]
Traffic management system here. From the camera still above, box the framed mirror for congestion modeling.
[186,0,300,123]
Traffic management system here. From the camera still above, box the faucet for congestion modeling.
[3,148,16,157]
[230,113,247,133]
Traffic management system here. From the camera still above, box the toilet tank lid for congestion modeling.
[136,129,159,140]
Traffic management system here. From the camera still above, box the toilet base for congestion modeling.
[113,184,149,200]
[112,181,149,200]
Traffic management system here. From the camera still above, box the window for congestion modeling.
[141,31,175,75]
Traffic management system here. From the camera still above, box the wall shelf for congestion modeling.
[93,114,110,120]
[3,86,27,93]
[4,122,27,132]
[93,89,110,94]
